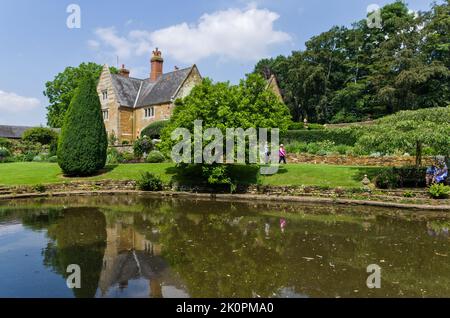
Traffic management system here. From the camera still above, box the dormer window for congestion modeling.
[144,107,155,118]
[102,90,108,101]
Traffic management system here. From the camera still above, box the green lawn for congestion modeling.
[0,162,378,188]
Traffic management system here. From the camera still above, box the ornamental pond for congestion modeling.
[0,195,449,298]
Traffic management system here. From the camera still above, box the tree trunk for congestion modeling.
[415,141,422,169]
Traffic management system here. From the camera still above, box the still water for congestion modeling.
[0,195,449,298]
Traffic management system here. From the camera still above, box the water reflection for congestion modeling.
[0,195,450,298]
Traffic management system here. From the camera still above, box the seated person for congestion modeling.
[434,161,448,184]
[426,165,437,187]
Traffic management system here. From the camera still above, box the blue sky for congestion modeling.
[0,0,434,126]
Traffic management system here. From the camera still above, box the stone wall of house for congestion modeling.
[287,153,435,167]
[97,65,120,140]
[134,103,173,138]
[119,108,134,143]
[174,66,202,100]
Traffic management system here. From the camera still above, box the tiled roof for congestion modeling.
[0,125,60,139]
[111,66,194,108]
[0,125,34,139]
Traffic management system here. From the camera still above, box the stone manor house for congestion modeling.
[97,48,282,144]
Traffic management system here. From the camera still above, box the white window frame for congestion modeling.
[102,90,108,101]
[144,106,155,119]
[102,109,109,120]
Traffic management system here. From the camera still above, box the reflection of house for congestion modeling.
[97,221,188,298]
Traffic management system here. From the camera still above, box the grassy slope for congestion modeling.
[0,162,376,188]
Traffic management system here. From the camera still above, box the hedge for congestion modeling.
[141,120,169,139]
[281,127,361,146]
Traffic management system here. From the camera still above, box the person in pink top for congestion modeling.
[279,144,287,164]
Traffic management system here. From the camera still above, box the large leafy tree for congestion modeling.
[159,74,291,187]
[355,107,450,167]
[254,0,450,124]
[44,63,117,128]
[57,75,108,176]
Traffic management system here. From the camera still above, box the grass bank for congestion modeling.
[0,162,377,188]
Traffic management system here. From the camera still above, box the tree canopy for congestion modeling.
[159,74,291,186]
[44,62,117,128]
[254,1,450,123]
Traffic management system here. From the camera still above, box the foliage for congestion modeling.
[0,147,11,161]
[141,120,170,139]
[133,136,154,158]
[57,74,108,176]
[160,74,291,186]
[374,169,401,189]
[282,126,362,146]
[374,166,426,189]
[22,127,58,145]
[254,1,450,123]
[429,183,450,199]
[355,107,450,167]
[145,150,166,163]
[47,156,58,163]
[106,148,123,164]
[0,138,12,150]
[44,62,118,128]
[136,172,163,191]
[32,184,46,193]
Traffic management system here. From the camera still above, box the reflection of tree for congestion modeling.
[43,208,106,298]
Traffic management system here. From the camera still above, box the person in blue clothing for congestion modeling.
[434,160,448,184]
[426,164,437,187]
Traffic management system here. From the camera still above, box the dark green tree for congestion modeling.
[57,75,108,176]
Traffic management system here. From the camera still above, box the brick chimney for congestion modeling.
[150,48,163,81]
[119,64,130,77]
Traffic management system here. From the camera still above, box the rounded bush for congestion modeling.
[57,75,107,176]
[145,150,166,163]
[33,155,43,162]
[47,156,58,163]
[22,127,58,145]
[0,147,11,160]
[141,120,169,139]
[136,172,163,191]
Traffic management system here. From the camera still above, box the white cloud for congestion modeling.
[90,5,291,64]
[0,90,40,113]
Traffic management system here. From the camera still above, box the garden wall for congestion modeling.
[286,154,435,167]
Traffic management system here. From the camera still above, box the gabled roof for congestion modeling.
[110,66,195,108]
[0,125,60,139]
[0,125,35,139]
[110,75,143,107]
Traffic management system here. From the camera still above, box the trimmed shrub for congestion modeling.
[374,167,426,189]
[136,172,163,191]
[141,120,169,139]
[429,183,450,199]
[22,127,58,145]
[282,127,361,146]
[374,170,401,189]
[133,136,153,158]
[57,75,108,176]
[145,150,166,163]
